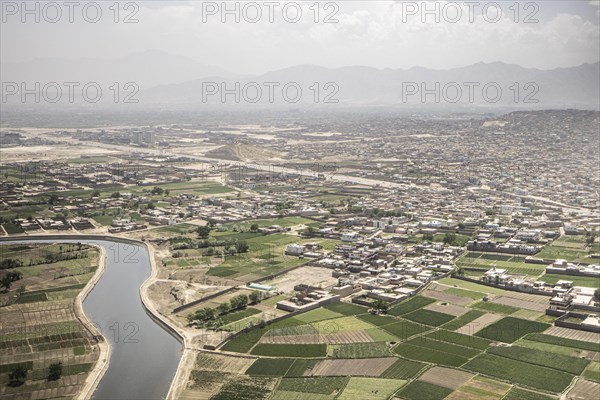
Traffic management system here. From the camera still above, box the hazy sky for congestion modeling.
[2,0,599,74]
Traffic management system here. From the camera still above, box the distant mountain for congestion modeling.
[0,50,235,89]
[2,57,598,111]
[141,61,600,110]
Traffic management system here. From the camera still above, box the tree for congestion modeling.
[48,362,62,381]
[146,202,156,210]
[594,289,600,301]
[249,291,261,304]
[236,241,249,253]
[48,194,59,205]
[0,271,23,291]
[230,294,248,310]
[443,232,456,245]
[8,365,27,387]
[586,234,596,246]
[111,192,121,198]
[303,226,316,237]
[197,225,211,239]
[250,223,259,232]
[422,233,434,242]
[90,190,101,198]
[371,300,389,313]
[217,302,230,315]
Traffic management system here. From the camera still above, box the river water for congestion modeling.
[2,238,182,399]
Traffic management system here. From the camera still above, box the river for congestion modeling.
[1,237,182,400]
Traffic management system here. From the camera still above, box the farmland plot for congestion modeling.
[418,366,475,390]
[308,358,397,377]
[445,375,511,400]
[463,353,574,393]
[565,379,600,400]
[544,326,600,343]
[336,377,406,400]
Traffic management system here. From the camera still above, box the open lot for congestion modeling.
[418,366,475,390]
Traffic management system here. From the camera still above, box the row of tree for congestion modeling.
[187,292,261,326]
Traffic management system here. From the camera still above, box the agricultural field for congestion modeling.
[536,235,597,263]
[336,377,406,400]
[215,285,595,400]
[397,380,453,400]
[0,243,100,399]
[463,353,574,393]
[475,317,550,343]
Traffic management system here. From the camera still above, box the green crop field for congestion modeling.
[487,345,589,375]
[250,343,327,357]
[324,302,368,316]
[284,359,320,377]
[524,333,600,352]
[276,377,349,395]
[393,342,469,367]
[328,342,391,358]
[211,376,274,400]
[294,308,345,324]
[403,309,456,326]
[246,358,296,376]
[583,362,600,383]
[472,300,519,314]
[425,329,492,350]
[379,357,427,379]
[475,317,549,343]
[463,353,574,393]
[397,380,453,400]
[404,337,481,358]
[380,319,430,340]
[388,296,436,316]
